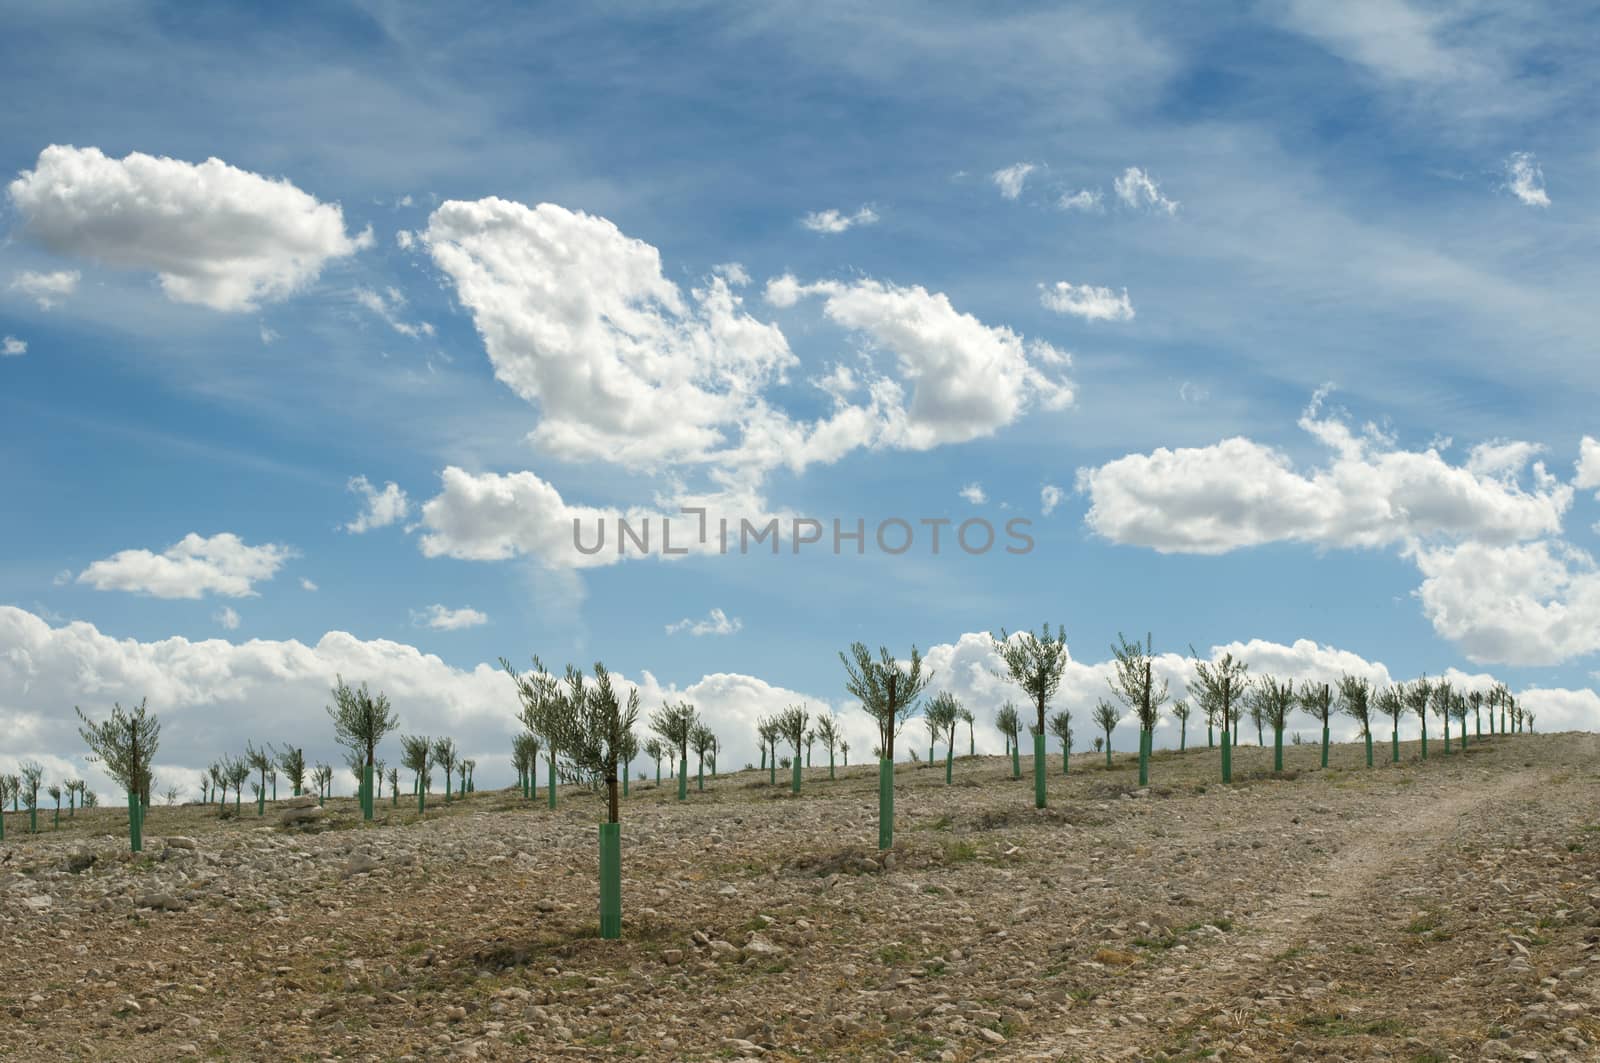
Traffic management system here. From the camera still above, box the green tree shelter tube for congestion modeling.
[1221,731,1232,784]
[1011,739,1021,780]
[127,790,143,852]
[548,754,557,810]
[1274,725,1285,773]
[598,821,622,940]
[677,755,688,801]
[877,758,894,851]
[945,742,953,785]
[1391,727,1399,763]
[1365,730,1373,768]
[1321,725,1330,769]
[1138,730,1150,787]
[829,748,836,780]
[791,753,801,795]
[1033,732,1046,808]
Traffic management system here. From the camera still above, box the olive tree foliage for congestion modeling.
[839,642,932,762]
[1092,699,1120,761]
[1256,676,1295,731]
[503,655,563,758]
[776,704,808,759]
[1048,709,1072,753]
[1189,650,1250,740]
[924,693,960,758]
[992,624,1070,737]
[814,711,841,763]
[994,703,1021,751]
[327,675,399,775]
[1171,699,1191,746]
[20,760,43,812]
[651,700,697,771]
[689,722,716,776]
[275,745,307,795]
[1376,685,1405,733]
[1338,676,1373,737]
[512,731,541,784]
[75,697,160,803]
[245,742,273,799]
[1108,632,1169,734]
[547,662,639,822]
[312,761,334,797]
[643,737,664,779]
[224,754,249,809]
[432,738,459,795]
[401,734,432,792]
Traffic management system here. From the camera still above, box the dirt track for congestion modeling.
[3,732,1597,1061]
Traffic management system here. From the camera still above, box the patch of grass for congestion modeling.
[940,839,978,864]
[877,943,913,966]
[915,814,954,832]
[1295,1013,1408,1038]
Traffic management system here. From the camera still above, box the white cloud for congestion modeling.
[300,578,319,592]
[1041,484,1064,516]
[801,206,879,233]
[1078,392,1571,555]
[354,286,434,338]
[713,262,751,286]
[76,532,295,599]
[959,482,987,505]
[665,607,743,637]
[344,475,410,533]
[259,324,279,345]
[1057,189,1103,212]
[1573,436,1600,492]
[992,163,1037,200]
[1409,539,1600,665]
[9,269,80,309]
[425,198,795,470]
[413,604,489,631]
[1276,0,1465,84]
[1039,281,1135,322]
[1114,166,1179,214]
[213,606,241,631]
[7,145,372,311]
[395,229,416,250]
[1504,152,1550,207]
[1,335,25,357]
[1178,380,1209,403]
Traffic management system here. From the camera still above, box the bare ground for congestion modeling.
[2,732,1597,1062]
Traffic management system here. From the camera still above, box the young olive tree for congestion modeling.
[1298,681,1333,769]
[76,698,160,851]
[1109,632,1168,788]
[1048,709,1073,774]
[995,703,1022,779]
[994,624,1070,808]
[958,705,976,757]
[1092,700,1119,768]
[512,732,540,799]
[312,762,334,804]
[401,734,431,813]
[1467,689,1485,741]
[777,705,809,794]
[1375,686,1404,763]
[803,729,815,769]
[1255,676,1295,773]
[923,692,960,785]
[758,716,780,786]
[504,655,565,809]
[651,701,697,801]
[275,745,306,797]
[1190,650,1249,783]
[814,711,841,779]
[21,761,43,834]
[224,754,249,815]
[66,778,83,817]
[431,738,458,804]
[328,676,398,821]
[1430,680,1455,755]
[1449,689,1470,748]
[463,758,476,795]
[1171,700,1191,752]
[245,742,273,816]
[689,722,715,792]
[46,783,61,829]
[1338,674,1374,768]
[840,642,932,851]
[643,737,664,787]
[542,661,638,938]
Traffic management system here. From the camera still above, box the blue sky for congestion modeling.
[2,1,1597,794]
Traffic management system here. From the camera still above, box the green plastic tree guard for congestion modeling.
[1011,739,1021,780]
[1443,717,1451,755]
[829,750,836,780]
[1221,731,1232,784]
[1274,726,1285,773]
[1391,727,1399,763]
[1420,721,1428,760]
[1061,742,1069,774]
[257,788,265,817]
[1033,731,1047,808]
[791,755,801,794]
[366,763,376,820]
[769,753,776,787]
[677,756,688,801]
[127,790,142,852]
[1320,725,1329,769]
[877,758,894,851]
[1104,740,1113,768]
[598,821,622,940]
[1364,731,1373,768]
[698,761,705,792]
[30,806,38,834]
[623,770,630,798]
[945,744,953,785]
[548,755,557,810]
[1207,724,1214,749]
[1138,730,1150,787]
[0,808,5,841]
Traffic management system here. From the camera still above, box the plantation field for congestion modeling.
[3,732,1598,1061]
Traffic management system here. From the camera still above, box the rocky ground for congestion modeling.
[2,731,1597,1062]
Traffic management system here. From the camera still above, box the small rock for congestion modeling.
[135,892,185,912]
[978,1027,1007,1045]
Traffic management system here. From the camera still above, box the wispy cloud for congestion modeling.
[1114,166,1179,213]
[1039,282,1135,322]
[992,163,1037,200]
[9,269,80,310]
[800,205,879,233]
[1,335,26,357]
[959,482,987,504]
[412,604,489,630]
[1504,152,1550,207]
[666,607,742,637]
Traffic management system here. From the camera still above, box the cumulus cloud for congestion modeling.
[76,532,295,599]
[354,286,434,338]
[1078,392,1571,554]
[2,335,25,357]
[1041,484,1064,516]
[1574,436,1600,492]
[9,269,79,309]
[801,206,879,233]
[991,163,1037,200]
[344,475,410,534]
[1039,281,1135,322]
[412,604,489,631]
[7,145,372,311]
[300,578,319,592]
[959,482,987,505]
[665,608,742,637]
[1057,189,1103,212]
[213,606,241,631]
[1504,152,1550,207]
[1409,539,1600,665]
[1114,166,1179,214]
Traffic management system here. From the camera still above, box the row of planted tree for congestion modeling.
[27,628,1542,940]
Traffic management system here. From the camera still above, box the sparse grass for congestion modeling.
[940,839,978,864]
